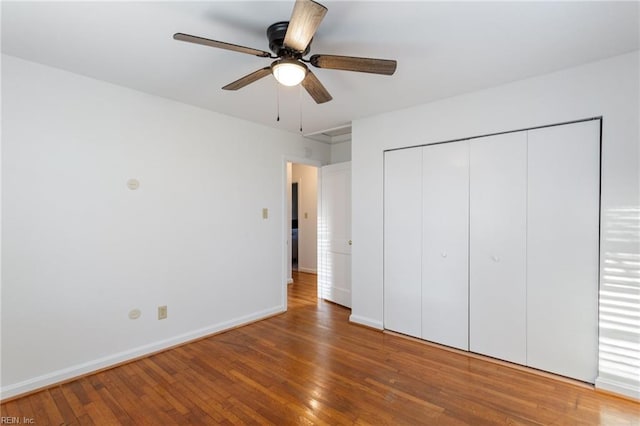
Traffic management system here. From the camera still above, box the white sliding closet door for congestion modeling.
[527,121,600,382]
[422,142,469,350]
[384,148,422,338]
[469,132,527,365]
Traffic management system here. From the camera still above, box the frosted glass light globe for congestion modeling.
[272,60,307,86]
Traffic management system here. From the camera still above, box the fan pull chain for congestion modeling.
[299,85,303,133]
[276,83,280,122]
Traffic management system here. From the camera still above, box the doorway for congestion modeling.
[282,158,352,312]
[286,162,318,283]
[291,182,299,270]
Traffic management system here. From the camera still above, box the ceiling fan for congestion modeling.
[173,0,397,104]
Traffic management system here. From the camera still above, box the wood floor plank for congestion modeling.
[31,389,65,425]
[108,367,172,425]
[49,386,79,423]
[2,271,638,424]
[59,382,90,421]
[79,378,124,425]
[0,399,22,420]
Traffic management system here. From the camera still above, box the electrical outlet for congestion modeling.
[158,305,167,320]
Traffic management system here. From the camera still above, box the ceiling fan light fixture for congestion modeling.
[272,59,307,86]
[175,0,397,104]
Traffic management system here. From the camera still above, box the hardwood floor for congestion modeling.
[2,271,638,425]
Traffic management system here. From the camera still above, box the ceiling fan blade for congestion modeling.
[174,33,271,58]
[310,54,397,75]
[222,67,272,91]
[301,71,332,104]
[284,0,328,52]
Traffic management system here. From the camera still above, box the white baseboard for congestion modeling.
[0,305,285,400]
[349,314,383,330]
[297,267,317,274]
[595,376,640,400]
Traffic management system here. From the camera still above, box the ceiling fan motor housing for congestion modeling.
[267,21,310,57]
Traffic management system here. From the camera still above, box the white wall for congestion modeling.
[351,51,639,399]
[0,54,330,399]
[291,163,317,273]
[330,140,351,163]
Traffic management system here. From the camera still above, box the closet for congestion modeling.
[383,119,600,383]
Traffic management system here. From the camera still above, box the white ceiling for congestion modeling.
[2,1,639,139]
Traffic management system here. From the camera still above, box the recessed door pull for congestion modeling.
[491,255,500,262]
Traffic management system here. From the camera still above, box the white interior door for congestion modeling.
[422,142,470,350]
[527,120,600,382]
[384,148,422,338]
[318,162,352,308]
[469,132,527,365]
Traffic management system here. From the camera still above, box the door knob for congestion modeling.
[348,240,352,246]
[441,252,447,258]
[491,255,500,262]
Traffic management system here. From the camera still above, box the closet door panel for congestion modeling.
[527,120,600,382]
[469,132,527,365]
[421,142,469,350]
[384,148,422,338]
